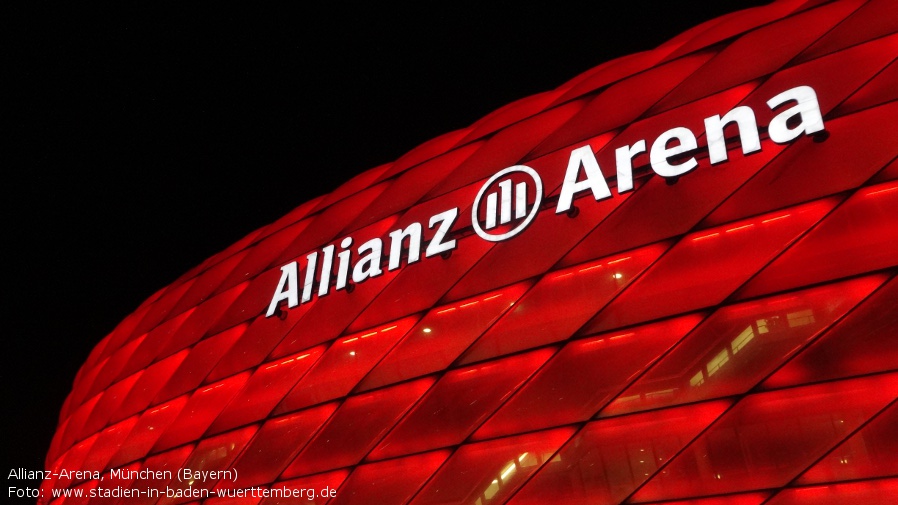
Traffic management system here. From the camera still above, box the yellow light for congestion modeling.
[500,461,517,481]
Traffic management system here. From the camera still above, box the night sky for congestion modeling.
[7,1,773,477]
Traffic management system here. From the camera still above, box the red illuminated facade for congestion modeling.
[41,1,897,504]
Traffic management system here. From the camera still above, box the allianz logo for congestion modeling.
[267,85,825,317]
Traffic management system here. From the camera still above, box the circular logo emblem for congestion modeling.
[472,165,543,242]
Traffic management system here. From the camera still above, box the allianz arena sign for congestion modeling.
[267,85,825,317]
[40,2,898,502]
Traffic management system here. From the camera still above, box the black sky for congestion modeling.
[6,1,774,476]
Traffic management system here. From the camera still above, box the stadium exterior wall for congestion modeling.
[41,1,898,503]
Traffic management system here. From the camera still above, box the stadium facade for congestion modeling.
[41,0,897,503]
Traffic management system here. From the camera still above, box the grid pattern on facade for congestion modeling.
[41,0,898,503]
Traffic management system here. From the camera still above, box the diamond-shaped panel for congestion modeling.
[41,1,898,503]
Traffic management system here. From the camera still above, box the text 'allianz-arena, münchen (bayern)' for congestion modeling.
[40,1,898,503]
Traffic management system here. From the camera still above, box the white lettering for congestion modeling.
[704,106,761,164]
[266,261,299,317]
[302,251,317,302]
[556,145,612,213]
[426,207,459,257]
[352,238,383,283]
[265,85,827,318]
[615,140,646,193]
[651,126,698,177]
[388,223,422,270]
[767,85,824,143]
[318,244,335,297]
[336,237,353,290]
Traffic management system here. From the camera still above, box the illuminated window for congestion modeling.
[483,479,500,500]
[690,370,705,387]
[787,309,815,327]
[476,452,539,503]
[499,460,517,482]
[731,326,755,354]
[706,348,730,377]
